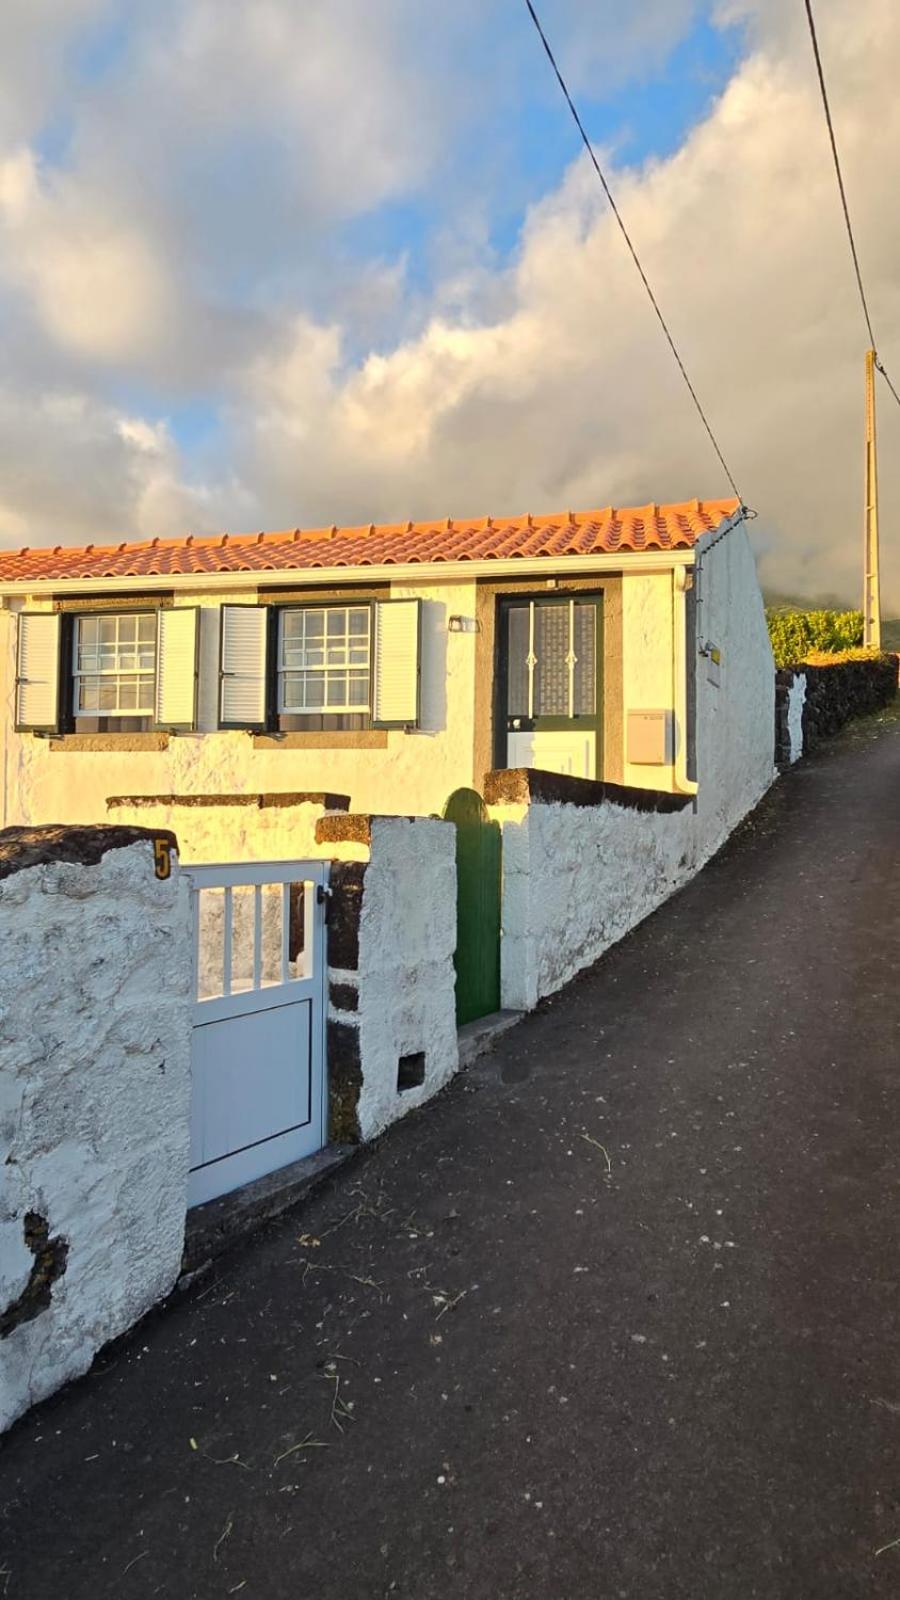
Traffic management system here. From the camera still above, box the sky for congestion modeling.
[0,0,898,608]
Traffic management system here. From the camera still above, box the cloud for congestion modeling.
[0,0,898,611]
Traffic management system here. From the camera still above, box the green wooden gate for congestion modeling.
[443,787,501,1026]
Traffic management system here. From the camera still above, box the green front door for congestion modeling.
[499,595,603,779]
[443,787,501,1026]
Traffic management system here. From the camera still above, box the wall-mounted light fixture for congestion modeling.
[448,615,479,633]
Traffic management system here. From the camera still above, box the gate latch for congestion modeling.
[316,883,333,922]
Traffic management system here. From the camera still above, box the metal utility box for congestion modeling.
[627,709,673,766]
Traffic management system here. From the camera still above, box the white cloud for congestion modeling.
[0,0,898,610]
[0,149,172,363]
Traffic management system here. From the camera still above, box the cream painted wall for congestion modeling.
[621,570,676,790]
[0,553,765,854]
[0,581,480,854]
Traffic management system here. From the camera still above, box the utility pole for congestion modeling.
[864,347,881,648]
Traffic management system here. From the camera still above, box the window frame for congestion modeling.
[493,590,604,767]
[273,600,375,730]
[67,606,160,733]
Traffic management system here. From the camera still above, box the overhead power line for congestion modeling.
[522,0,745,506]
[803,0,900,409]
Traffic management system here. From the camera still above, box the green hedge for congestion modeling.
[766,608,864,669]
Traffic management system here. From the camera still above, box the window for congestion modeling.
[505,599,598,722]
[72,612,157,732]
[277,605,372,731]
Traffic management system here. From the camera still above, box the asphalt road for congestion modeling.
[2,710,899,1600]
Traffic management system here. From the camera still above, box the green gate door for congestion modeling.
[443,787,501,1026]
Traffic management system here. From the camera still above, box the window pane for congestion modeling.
[119,677,137,710]
[138,614,156,643]
[138,678,154,710]
[533,604,569,717]
[79,678,99,712]
[304,612,324,639]
[99,681,117,711]
[573,604,596,716]
[327,610,345,637]
[304,673,324,709]
[349,673,368,706]
[327,644,345,666]
[98,616,116,645]
[350,609,369,636]
[79,617,98,648]
[506,606,530,718]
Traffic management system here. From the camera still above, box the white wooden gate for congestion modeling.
[186,860,328,1207]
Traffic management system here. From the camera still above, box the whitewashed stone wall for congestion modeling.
[320,816,459,1143]
[489,790,693,1010]
[787,674,807,763]
[691,523,775,855]
[0,832,192,1434]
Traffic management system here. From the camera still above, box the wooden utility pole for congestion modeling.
[864,348,882,648]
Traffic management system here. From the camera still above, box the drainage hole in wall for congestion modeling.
[397,1052,426,1092]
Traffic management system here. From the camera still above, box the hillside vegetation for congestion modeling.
[766,608,863,669]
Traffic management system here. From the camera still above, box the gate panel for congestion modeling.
[443,788,501,1026]
[186,860,327,1207]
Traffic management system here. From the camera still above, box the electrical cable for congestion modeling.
[522,0,747,504]
[803,0,900,409]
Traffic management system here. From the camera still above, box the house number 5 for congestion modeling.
[153,838,172,880]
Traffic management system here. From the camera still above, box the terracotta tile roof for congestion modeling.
[0,499,740,584]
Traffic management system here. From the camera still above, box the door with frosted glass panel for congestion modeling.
[500,596,602,779]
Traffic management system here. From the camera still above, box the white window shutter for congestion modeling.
[16,613,61,731]
[219,605,269,728]
[373,599,421,727]
[155,608,199,729]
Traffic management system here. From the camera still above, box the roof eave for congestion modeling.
[0,547,700,599]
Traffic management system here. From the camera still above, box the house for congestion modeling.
[0,498,774,857]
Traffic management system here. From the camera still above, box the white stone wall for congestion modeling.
[105,797,339,865]
[692,524,776,860]
[787,672,807,763]
[492,525,776,1009]
[0,580,479,833]
[0,839,192,1433]
[491,797,693,1010]
[329,818,459,1142]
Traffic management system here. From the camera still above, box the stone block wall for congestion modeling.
[775,655,898,766]
[0,826,192,1434]
[315,814,458,1143]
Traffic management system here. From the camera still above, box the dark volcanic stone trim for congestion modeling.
[315,812,450,846]
[326,861,367,971]
[483,768,693,814]
[316,813,372,846]
[0,1213,69,1339]
[0,825,178,881]
[107,791,350,812]
[329,979,359,1013]
[774,669,801,769]
[328,1020,363,1143]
